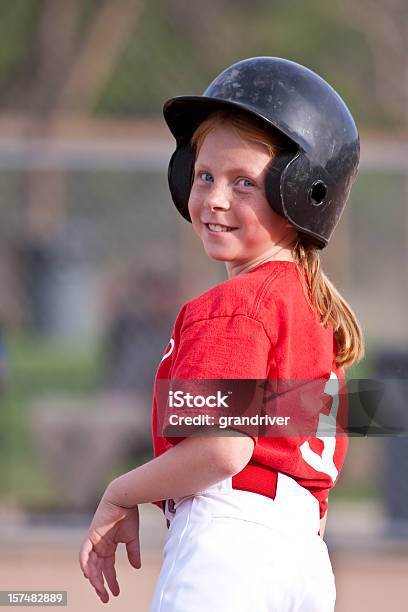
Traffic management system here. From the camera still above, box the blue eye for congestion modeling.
[238,178,254,188]
[199,171,213,183]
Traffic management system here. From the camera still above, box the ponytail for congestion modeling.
[292,239,365,369]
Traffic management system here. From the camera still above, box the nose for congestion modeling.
[204,182,231,211]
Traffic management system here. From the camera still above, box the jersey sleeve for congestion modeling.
[174,315,270,379]
[163,315,271,445]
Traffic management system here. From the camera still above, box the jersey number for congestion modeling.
[299,371,339,483]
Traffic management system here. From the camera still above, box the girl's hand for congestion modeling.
[79,493,141,603]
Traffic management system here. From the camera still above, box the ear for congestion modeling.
[167,144,196,222]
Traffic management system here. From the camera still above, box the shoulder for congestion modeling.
[183,262,288,322]
[180,261,313,344]
[254,261,314,315]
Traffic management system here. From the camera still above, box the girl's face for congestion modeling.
[188,124,296,277]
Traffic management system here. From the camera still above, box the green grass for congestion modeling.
[9,334,102,391]
[0,335,102,509]
[0,0,39,84]
[329,480,379,503]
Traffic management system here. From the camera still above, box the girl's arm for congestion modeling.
[106,433,255,506]
[79,433,254,604]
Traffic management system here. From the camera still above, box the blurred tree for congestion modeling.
[0,0,405,128]
[95,0,382,127]
[1,0,81,114]
[338,0,407,128]
[0,0,39,93]
[0,0,139,115]
[55,0,139,113]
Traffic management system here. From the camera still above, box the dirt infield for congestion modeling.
[332,551,408,612]
[0,547,160,611]
[1,547,407,611]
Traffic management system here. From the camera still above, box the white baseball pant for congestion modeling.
[150,473,336,612]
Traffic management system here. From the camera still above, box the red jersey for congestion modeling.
[152,260,348,517]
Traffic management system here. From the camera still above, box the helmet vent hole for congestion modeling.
[309,181,327,206]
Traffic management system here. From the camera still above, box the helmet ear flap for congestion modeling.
[264,150,297,218]
[264,150,327,248]
[168,144,196,222]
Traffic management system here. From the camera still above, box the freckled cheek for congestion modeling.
[237,207,262,233]
[252,206,279,233]
[238,208,274,242]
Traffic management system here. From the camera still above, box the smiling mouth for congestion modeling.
[205,223,237,233]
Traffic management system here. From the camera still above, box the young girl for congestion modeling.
[79,57,364,611]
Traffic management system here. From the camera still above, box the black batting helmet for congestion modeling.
[163,56,360,249]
